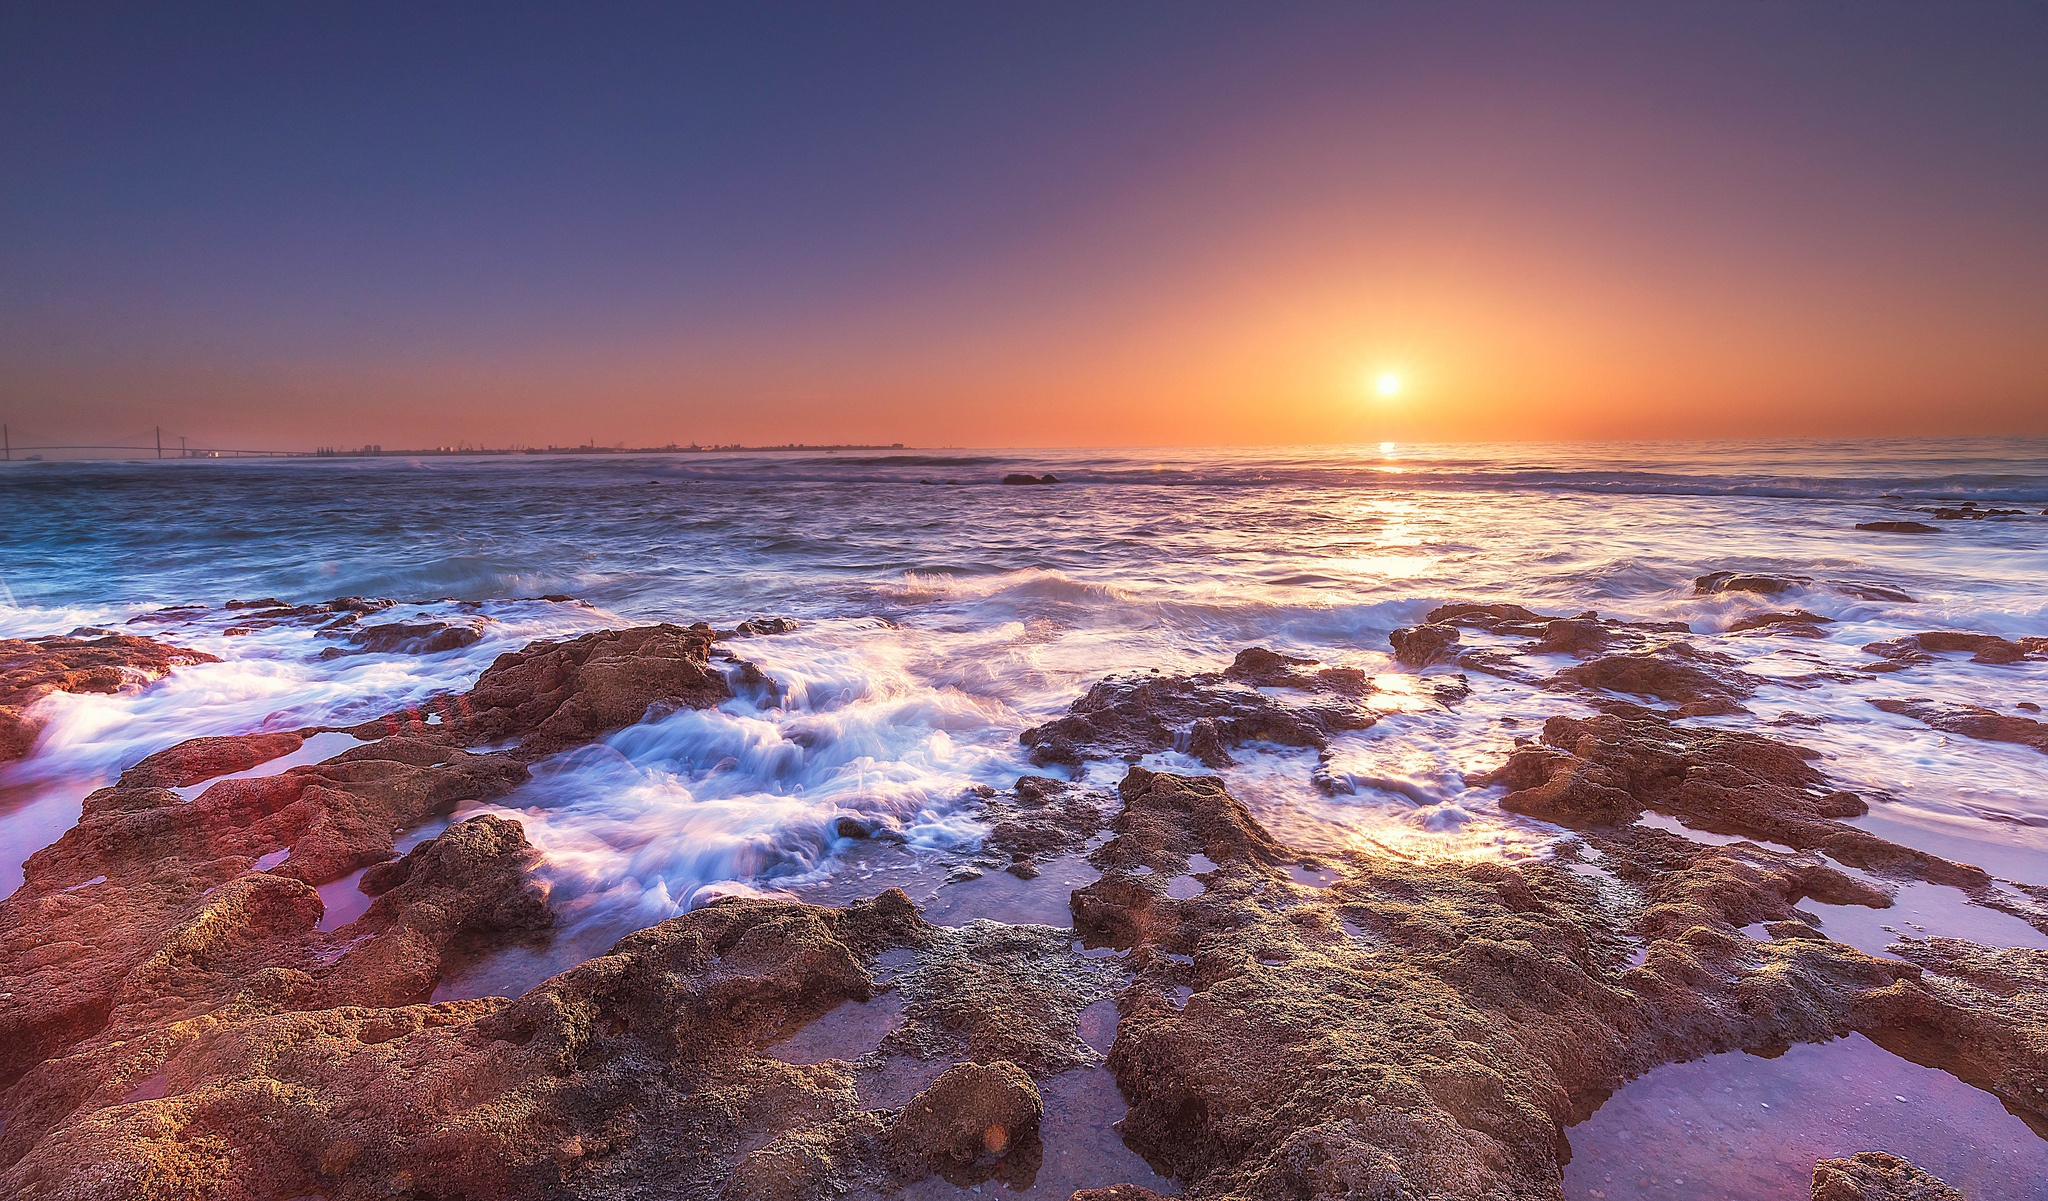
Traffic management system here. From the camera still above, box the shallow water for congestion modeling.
[5,438,2047,1185]
[1563,1034,2048,1200]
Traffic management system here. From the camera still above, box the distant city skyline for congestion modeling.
[6,3,2046,449]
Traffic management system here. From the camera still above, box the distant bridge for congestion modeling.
[1,426,302,461]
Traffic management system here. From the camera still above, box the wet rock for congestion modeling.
[1863,631,2048,669]
[335,618,485,656]
[1425,601,1561,634]
[325,814,554,1005]
[348,622,732,758]
[1920,503,2027,520]
[892,1061,1041,1167]
[1696,570,1806,595]
[730,616,799,636]
[1083,768,1923,1200]
[1224,647,1370,695]
[0,634,219,763]
[1389,623,1460,667]
[1550,646,1755,706]
[981,777,1109,877]
[1003,473,1055,485]
[116,730,304,789]
[1811,1151,1964,1200]
[1729,609,1835,636]
[1855,521,1941,534]
[1472,710,1993,892]
[0,889,931,1201]
[1870,698,2048,753]
[1071,1188,1173,1201]
[1530,618,1612,656]
[1020,667,1372,769]
[1855,939,2048,1136]
[886,921,1114,1074]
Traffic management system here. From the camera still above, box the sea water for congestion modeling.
[4,438,2046,1192]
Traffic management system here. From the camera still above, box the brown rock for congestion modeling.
[0,634,219,763]
[1696,570,1807,595]
[1871,697,2048,753]
[1389,623,1460,667]
[891,1060,1042,1166]
[1728,610,1836,636]
[1530,618,1612,655]
[1864,631,2048,669]
[347,622,731,757]
[1551,647,1754,704]
[1855,521,1942,534]
[116,731,304,790]
[1021,667,1372,769]
[1811,1151,1964,1200]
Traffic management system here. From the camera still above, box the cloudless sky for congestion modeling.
[5,2,2046,449]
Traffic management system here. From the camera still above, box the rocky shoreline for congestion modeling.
[2,600,2044,1199]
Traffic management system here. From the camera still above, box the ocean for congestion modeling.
[6,437,2048,1197]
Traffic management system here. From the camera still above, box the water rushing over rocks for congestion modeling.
[2,441,2046,1198]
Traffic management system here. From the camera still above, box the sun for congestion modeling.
[1375,372,1402,397]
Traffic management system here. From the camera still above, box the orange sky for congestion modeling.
[5,7,2046,450]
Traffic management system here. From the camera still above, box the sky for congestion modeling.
[4,2,2047,451]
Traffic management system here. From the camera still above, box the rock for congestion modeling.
[731,616,799,636]
[1855,521,1941,534]
[1728,610,1835,636]
[1083,768,1928,1200]
[892,1061,1041,1167]
[1530,618,1612,655]
[347,622,731,758]
[1920,504,2026,520]
[1002,473,1053,485]
[1811,1151,1965,1200]
[1695,571,1806,595]
[1389,623,1460,667]
[980,777,1108,878]
[1550,647,1754,705]
[1870,697,2048,753]
[885,922,1114,1074]
[1223,647,1370,695]
[1020,666,1372,769]
[117,731,304,789]
[1424,602,1560,634]
[1471,710,1995,892]
[1071,1188,1173,1201]
[1863,631,2048,669]
[340,618,485,655]
[325,814,554,1005]
[0,889,932,1201]
[0,634,219,763]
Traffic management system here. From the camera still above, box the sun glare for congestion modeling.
[1375,372,1402,397]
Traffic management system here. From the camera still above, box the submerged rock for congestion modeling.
[1811,1151,1964,1200]
[1871,697,2048,753]
[1855,520,1942,534]
[0,633,219,763]
[329,617,485,656]
[1696,570,1806,595]
[1863,631,2048,669]
[1728,609,1835,636]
